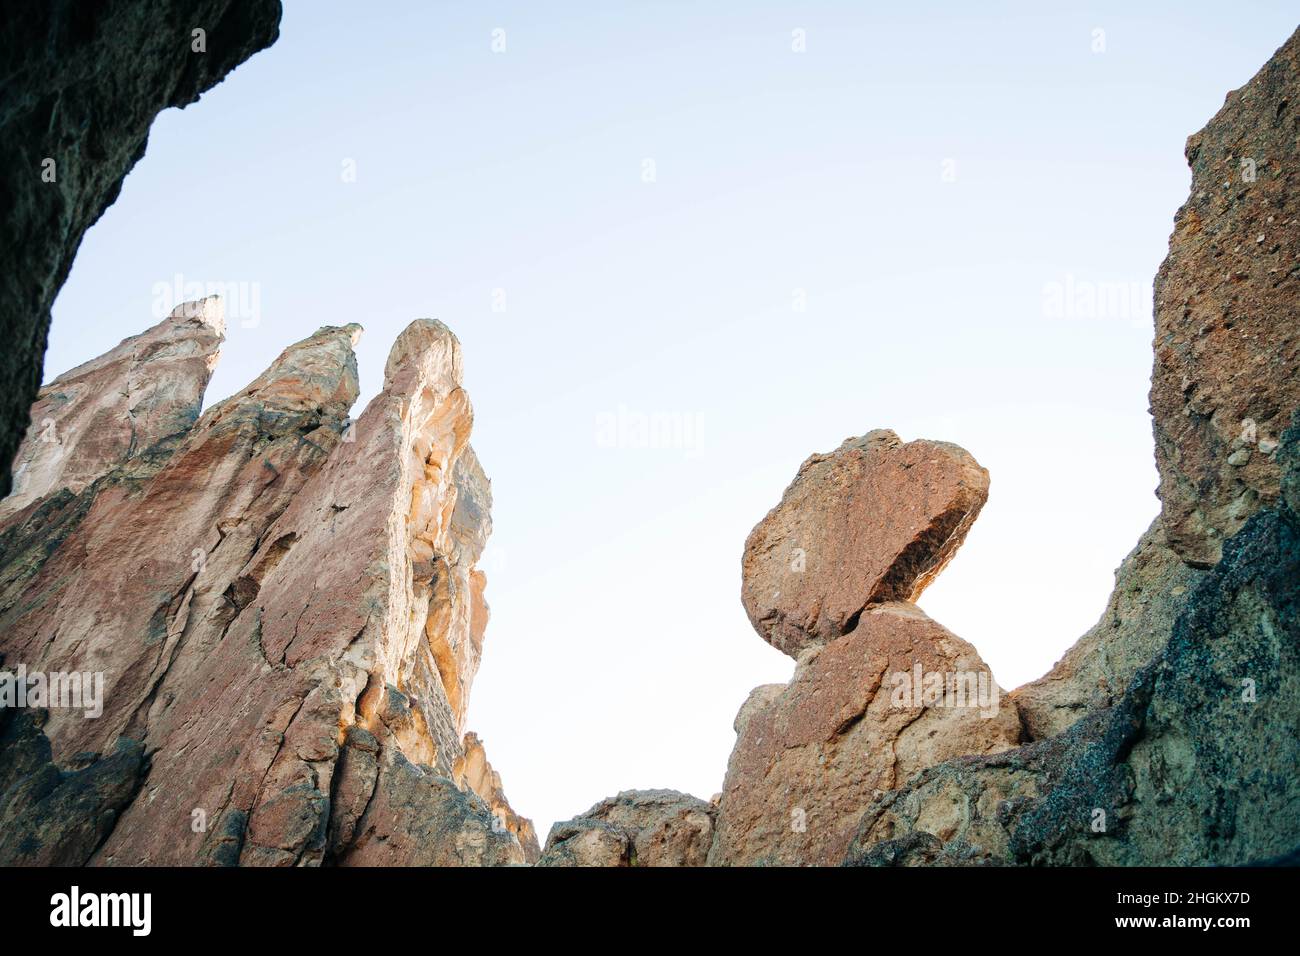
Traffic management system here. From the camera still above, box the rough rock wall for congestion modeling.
[0,1,281,500]
[0,305,534,866]
[1151,25,1300,568]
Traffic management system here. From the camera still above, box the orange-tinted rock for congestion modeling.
[455,731,540,863]
[1151,26,1300,567]
[741,430,989,657]
[708,603,1021,866]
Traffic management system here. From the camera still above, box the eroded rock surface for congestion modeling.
[0,305,533,866]
[741,430,989,657]
[0,0,282,497]
[709,603,1020,866]
[1152,25,1300,568]
[539,790,717,867]
[455,732,540,863]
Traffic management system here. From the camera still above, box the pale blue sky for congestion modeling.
[48,1,1299,838]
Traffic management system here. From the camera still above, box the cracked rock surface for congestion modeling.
[0,304,532,865]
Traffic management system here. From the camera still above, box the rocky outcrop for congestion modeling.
[539,790,717,867]
[709,602,1021,866]
[707,433,1016,866]
[455,732,541,863]
[1,297,224,522]
[543,428,1009,867]
[0,304,533,866]
[1151,25,1300,568]
[741,430,988,657]
[846,411,1300,866]
[0,1,282,499]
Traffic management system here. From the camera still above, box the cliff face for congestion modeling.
[1151,26,1300,568]
[0,305,536,865]
[0,0,282,499]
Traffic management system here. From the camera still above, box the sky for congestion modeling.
[46,1,1300,840]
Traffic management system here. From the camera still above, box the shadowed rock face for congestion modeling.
[0,0,282,499]
[0,306,533,866]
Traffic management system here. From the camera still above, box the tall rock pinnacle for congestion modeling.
[0,306,536,865]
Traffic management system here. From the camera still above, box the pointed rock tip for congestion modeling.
[169,295,226,336]
[383,318,463,391]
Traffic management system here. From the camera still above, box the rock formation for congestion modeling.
[538,790,717,867]
[1151,25,1300,568]
[0,0,281,499]
[843,25,1300,866]
[0,305,535,865]
[710,435,1019,866]
[3,22,1297,872]
[0,298,224,522]
[544,429,1018,867]
[537,27,1300,869]
[741,430,989,657]
[845,411,1300,865]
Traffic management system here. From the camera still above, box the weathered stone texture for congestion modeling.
[540,790,717,867]
[1151,25,1300,567]
[741,430,988,657]
[0,307,532,866]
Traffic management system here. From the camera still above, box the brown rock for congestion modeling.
[1,298,224,522]
[709,603,1021,866]
[1151,26,1300,567]
[539,790,717,867]
[334,747,524,867]
[741,430,989,657]
[0,312,530,866]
